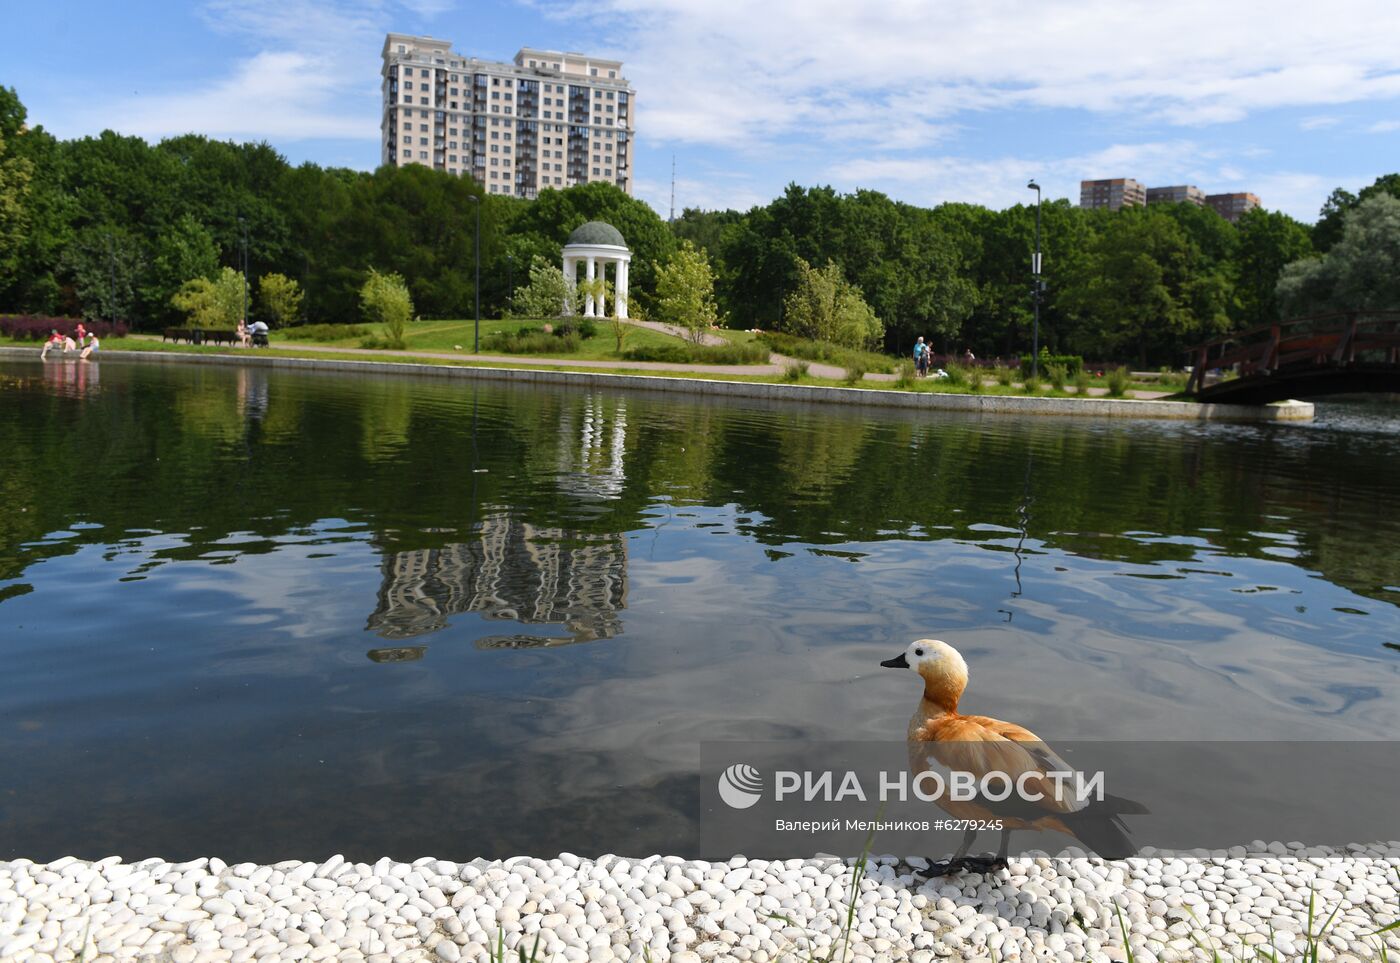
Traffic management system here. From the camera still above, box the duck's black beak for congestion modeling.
[880,653,909,669]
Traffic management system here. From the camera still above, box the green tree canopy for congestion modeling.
[654,240,722,342]
[781,257,883,349]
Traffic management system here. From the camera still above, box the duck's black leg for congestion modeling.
[918,826,979,877]
[959,827,1012,874]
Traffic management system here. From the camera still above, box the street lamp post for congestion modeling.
[1027,180,1043,379]
[467,195,480,353]
[238,217,250,328]
[104,233,117,325]
[506,253,514,317]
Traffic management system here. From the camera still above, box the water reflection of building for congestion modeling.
[367,514,628,646]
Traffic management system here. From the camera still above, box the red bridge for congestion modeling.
[1186,312,1400,404]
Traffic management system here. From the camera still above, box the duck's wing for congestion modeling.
[920,715,1088,815]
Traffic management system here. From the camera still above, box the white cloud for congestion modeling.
[1368,119,1400,132]
[1301,115,1341,131]
[62,0,434,144]
[558,0,1400,148]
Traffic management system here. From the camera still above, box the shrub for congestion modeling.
[894,360,915,387]
[483,331,580,354]
[1019,352,1082,378]
[843,364,867,385]
[757,331,894,373]
[968,372,984,393]
[943,361,968,386]
[1073,367,1092,395]
[172,267,245,328]
[1023,375,1042,394]
[1106,366,1131,397]
[1,315,128,341]
[512,256,571,318]
[1156,366,1187,391]
[258,273,303,327]
[359,268,412,349]
[994,365,1015,387]
[782,360,809,382]
[622,341,768,364]
[281,323,369,341]
[1045,362,1067,391]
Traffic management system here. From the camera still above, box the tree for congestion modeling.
[1313,174,1400,252]
[1277,193,1400,316]
[781,257,883,349]
[61,226,146,323]
[512,255,570,318]
[142,214,219,325]
[258,272,303,327]
[654,240,721,343]
[171,266,244,328]
[360,268,413,348]
[0,87,34,282]
[1235,208,1312,327]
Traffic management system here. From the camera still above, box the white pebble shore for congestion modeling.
[2,846,1398,963]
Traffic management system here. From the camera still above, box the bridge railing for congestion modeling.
[1184,311,1400,395]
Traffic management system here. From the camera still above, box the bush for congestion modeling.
[281,323,369,341]
[0,315,128,341]
[1156,366,1187,391]
[1022,375,1042,394]
[994,365,1015,387]
[842,364,867,385]
[1045,362,1067,391]
[483,330,580,354]
[1073,367,1092,395]
[894,360,915,388]
[756,331,894,373]
[622,341,768,364]
[1106,366,1131,397]
[782,360,809,381]
[968,373,984,393]
[1019,352,1082,378]
[943,361,968,386]
[360,268,412,349]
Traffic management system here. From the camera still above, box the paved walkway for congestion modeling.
[129,333,1168,398]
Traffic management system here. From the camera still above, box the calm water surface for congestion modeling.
[1,360,1398,861]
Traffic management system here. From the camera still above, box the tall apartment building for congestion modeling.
[1146,184,1205,206]
[1205,192,1261,222]
[380,33,634,198]
[1079,178,1147,210]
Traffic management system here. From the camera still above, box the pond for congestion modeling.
[1,359,1397,863]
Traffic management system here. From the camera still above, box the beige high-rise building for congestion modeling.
[380,33,635,198]
[1205,192,1261,222]
[1079,178,1147,210]
[1146,184,1206,206]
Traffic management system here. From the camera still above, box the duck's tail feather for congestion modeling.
[1063,813,1137,859]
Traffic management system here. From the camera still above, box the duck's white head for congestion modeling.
[880,638,969,711]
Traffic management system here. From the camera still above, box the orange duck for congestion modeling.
[881,638,1145,874]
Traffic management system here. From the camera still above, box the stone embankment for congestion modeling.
[3,846,1397,962]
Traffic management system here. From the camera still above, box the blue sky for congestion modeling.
[6,0,1400,222]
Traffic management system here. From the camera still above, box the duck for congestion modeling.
[881,638,1145,875]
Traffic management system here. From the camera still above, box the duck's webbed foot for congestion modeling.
[915,855,1008,877]
[958,855,1008,874]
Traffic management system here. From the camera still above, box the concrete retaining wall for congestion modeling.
[0,347,1314,422]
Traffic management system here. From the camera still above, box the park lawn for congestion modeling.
[282,318,694,361]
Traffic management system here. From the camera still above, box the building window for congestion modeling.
[590,68,598,76]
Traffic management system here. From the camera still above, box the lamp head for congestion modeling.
[1027,180,1040,192]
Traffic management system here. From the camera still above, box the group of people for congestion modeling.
[912,338,975,379]
[40,323,101,361]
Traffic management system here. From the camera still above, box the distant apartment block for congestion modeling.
[1205,192,1261,222]
[1082,178,1261,220]
[1079,178,1147,210]
[381,33,634,198]
[1146,184,1206,206]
